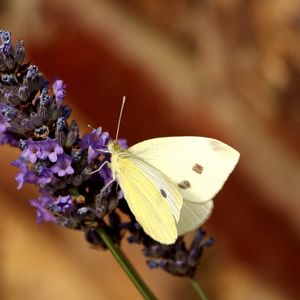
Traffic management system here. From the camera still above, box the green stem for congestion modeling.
[96,227,157,300]
[189,277,209,300]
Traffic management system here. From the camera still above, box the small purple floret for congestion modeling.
[53,195,74,214]
[51,154,74,177]
[21,141,41,163]
[21,139,63,163]
[30,195,56,223]
[12,158,38,189]
[12,159,27,189]
[53,79,66,105]
[36,168,53,186]
[87,127,110,163]
[40,139,63,162]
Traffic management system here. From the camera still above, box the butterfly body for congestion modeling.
[107,137,239,245]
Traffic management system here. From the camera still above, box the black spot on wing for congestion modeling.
[178,180,191,189]
[192,163,203,174]
[160,189,167,198]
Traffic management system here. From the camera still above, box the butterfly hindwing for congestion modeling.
[177,200,214,235]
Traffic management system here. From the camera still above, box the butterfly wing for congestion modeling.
[126,155,183,221]
[112,153,183,244]
[129,136,239,235]
[177,200,214,235]
[129,137,240,204]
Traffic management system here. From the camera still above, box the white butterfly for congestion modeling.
[107,136,239,245]
[96,97,239,245]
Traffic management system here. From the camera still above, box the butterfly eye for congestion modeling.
[192,163,203,174]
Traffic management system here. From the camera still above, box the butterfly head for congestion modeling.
[107,139,123,154]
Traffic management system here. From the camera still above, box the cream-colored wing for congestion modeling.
[177,200,213,235]
[129,137,239,204]
[125,155,183,221]
[113,155,181,244]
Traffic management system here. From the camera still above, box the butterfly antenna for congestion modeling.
[88,124,96,130]
[115,96,126,140]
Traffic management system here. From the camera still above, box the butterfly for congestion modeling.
[99,98,239,245]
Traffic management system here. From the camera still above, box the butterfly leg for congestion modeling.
[102,179,115,192]
[88,160,111,175]
[93,148,111,153]
[99,178,116,198]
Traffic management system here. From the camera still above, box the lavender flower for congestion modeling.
[0,30,213,280]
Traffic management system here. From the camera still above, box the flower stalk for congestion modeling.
[96,227,157,300]
[189,277,209,300]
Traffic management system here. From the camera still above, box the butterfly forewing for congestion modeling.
[129,137,240,204]
[114,154,180,244]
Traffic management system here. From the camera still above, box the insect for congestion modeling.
[100,97,239,245]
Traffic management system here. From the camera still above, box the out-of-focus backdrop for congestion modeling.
[1,1,300,299]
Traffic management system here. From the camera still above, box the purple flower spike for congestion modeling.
[30,195,56,223]
[21,141,41,164]
[40,139,63,162]
[51,154,74,177]
[53,79,66,105]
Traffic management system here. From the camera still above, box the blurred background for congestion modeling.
[1,0,300,299]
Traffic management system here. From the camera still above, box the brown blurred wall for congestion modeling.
[1,1,300,299]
